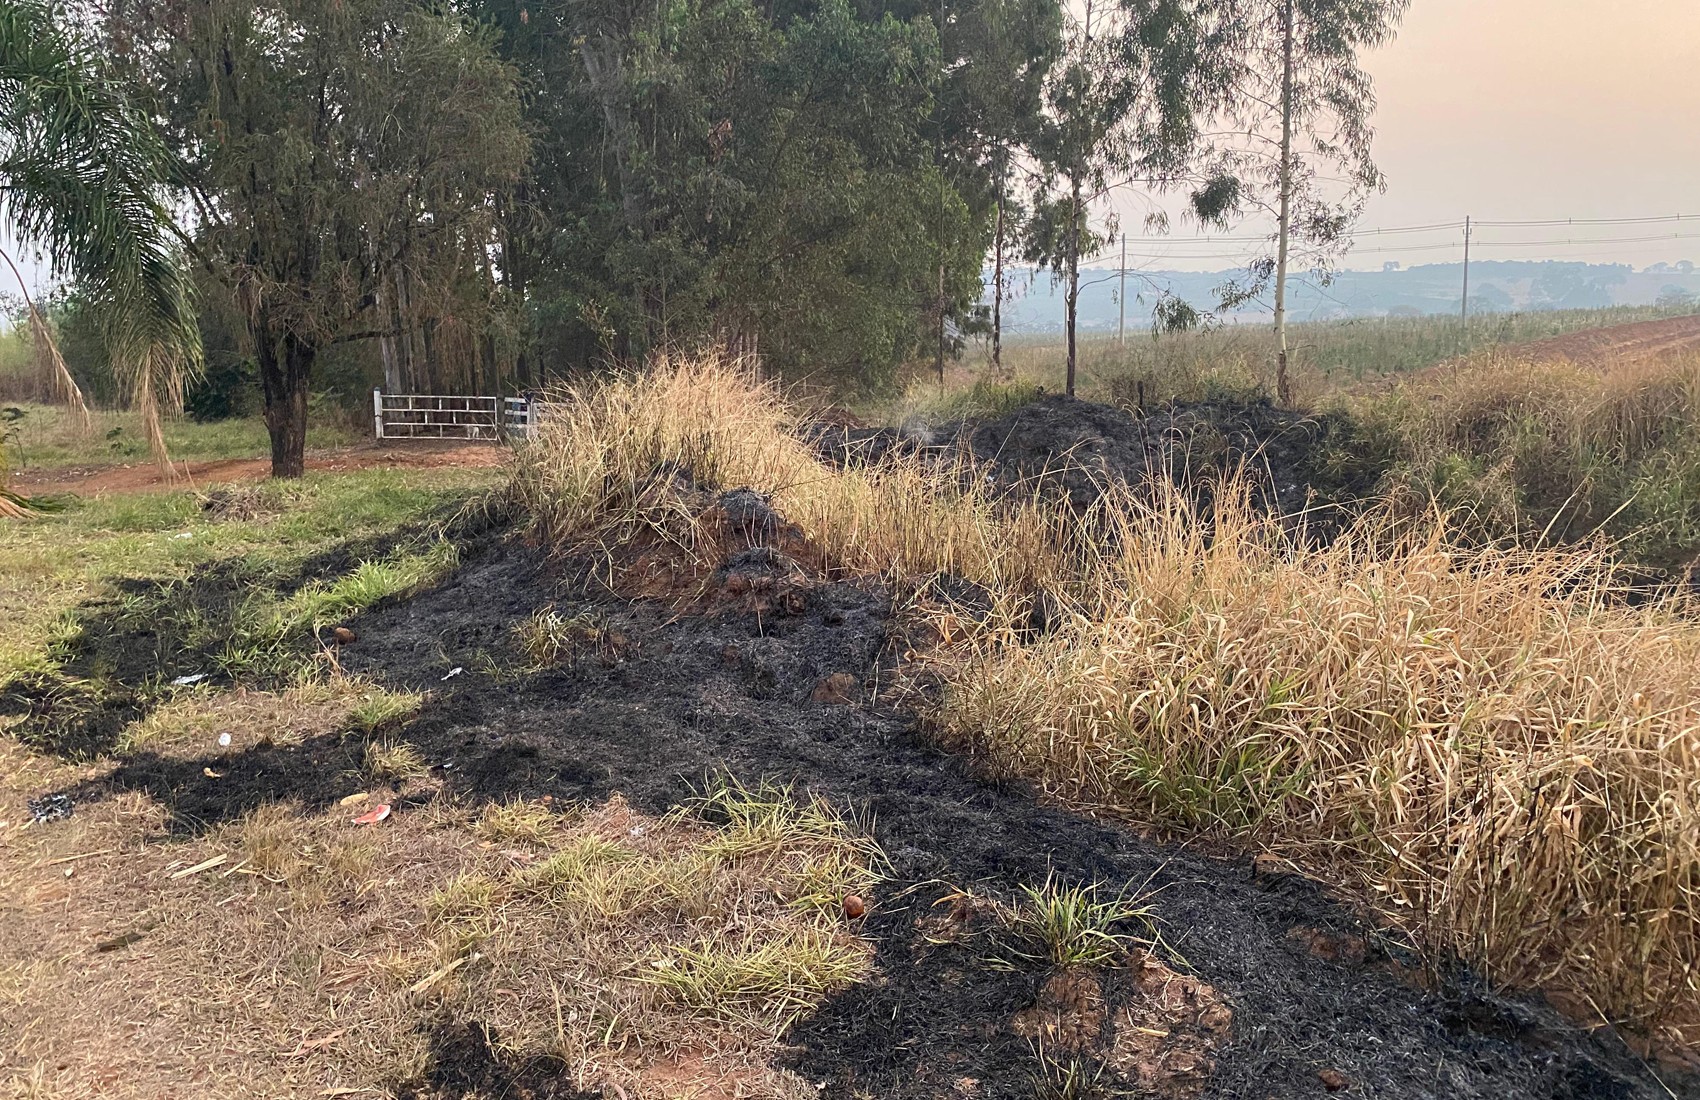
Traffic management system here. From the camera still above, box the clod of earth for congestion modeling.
[812,672,859,705]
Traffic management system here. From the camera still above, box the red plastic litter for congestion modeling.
[352,804,392,825]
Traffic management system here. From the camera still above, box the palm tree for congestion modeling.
[0,0,200,470]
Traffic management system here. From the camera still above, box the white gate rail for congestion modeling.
[372,389,538,440]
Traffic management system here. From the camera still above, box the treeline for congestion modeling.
[24,0,1404,474]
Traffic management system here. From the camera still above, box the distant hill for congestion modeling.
[994,259,1700,335]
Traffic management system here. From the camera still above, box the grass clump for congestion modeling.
[1004,873,1156,969]
[252,540,460,643]
[365,739,429,783]
[475,798,563,846]
[512,355,1070,595]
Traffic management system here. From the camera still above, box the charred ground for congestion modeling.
[16,505,1691,1099]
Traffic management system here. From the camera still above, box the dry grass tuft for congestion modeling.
[1364,350,1700,563]
[512,355,1070,600]
[512,355,1700,1043]
[363,739,429,784]
[932,485,1700,1041]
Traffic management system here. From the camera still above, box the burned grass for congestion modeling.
[1,737,882,1100]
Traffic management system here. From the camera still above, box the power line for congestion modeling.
[1475,214,1692,228]
[1472,231,1700,248]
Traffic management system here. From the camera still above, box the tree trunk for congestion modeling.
[257,321,316,478]
[935,261,946,386]
[1065,172,1082,397]
[992,160,1006,376]
[1272,0,1296,408]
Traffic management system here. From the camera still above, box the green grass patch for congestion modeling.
[0,467,497,685]
[1,403,362,470]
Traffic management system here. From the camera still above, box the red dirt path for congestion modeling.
[1502,313,1700,366]
[13,440,507,497]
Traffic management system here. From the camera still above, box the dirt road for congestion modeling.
[1503,313,1700,366]
[12,439,507,496]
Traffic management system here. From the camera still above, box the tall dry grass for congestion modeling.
[511,357,1070,596]
[1368,351,1700,565]
[514,356,1700,1041]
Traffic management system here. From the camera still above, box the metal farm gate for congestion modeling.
[372,389,538,441]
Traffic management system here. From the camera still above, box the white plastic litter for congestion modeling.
[441,667,464,681]
[172,532,194,540]
[171,673,210,686]
[217,732,232,748]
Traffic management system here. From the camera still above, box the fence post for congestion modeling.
[526,392,539,438]
[372,387,384,440]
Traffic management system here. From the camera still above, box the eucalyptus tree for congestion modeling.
[1219,0,1408,405]
[114,0,528,476]
[1024,0,1236,396]
[0,0,199,458]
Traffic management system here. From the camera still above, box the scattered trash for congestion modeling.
[352,803,392,826]
[338,792,370,807]
[27,793,73,825]
[169,854,229,879]
[217,732,232,748]
[628,824,647,839]
[172,531,194,540]
[170,672,210,687]
[440,666,464,681]
[202,767,222,779]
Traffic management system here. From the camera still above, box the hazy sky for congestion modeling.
[1115,0,1700,272]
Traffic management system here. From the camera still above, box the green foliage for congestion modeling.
[474,0,1060,386]
[0,0,201,421]
[112,0,529,474]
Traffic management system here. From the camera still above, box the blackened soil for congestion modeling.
[969,394,1390,528]
[809,394,1394,539]
[31,526,1694,1099]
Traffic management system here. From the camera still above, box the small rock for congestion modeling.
[1318,1068,1350,1091]
[331,626,358,645]
[842,894,866,919]
[811,672,858,705]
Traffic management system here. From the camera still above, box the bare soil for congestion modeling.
[17,503,1693,1098]
[1503,314,1700,366]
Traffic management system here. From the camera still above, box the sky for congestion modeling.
[1107,0,1700,273]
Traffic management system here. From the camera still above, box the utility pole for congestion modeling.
[934,0,946,387]
[1459,215,1472,353]
[1118,233,1127,348]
